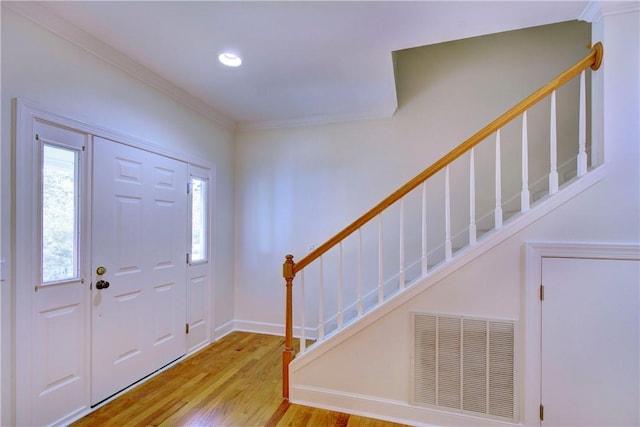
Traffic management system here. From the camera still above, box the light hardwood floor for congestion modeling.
[72,332,409,427]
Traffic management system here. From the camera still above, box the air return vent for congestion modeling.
[412,313,517,421]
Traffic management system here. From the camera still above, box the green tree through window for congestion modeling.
[191,177,207,262]
[42,144,79,282]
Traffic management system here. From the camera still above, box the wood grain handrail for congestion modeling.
[282,42,602,399]
[289,42,602,275]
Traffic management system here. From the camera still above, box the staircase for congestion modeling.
[281,43,604,402]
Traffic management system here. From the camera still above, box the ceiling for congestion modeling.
[8,1,593,130]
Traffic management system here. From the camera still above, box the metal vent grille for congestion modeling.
[412,313,516,420]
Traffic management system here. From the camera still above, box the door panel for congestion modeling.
[187,273,208,351]
[541,257,639,427]
[33,286,87,426]
[31,120,89,426]
[91,137,187,404]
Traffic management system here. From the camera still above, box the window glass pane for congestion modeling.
[191,177,207,262]
[42,145,79,282]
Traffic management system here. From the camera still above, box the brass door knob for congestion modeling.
[96,266,107,275]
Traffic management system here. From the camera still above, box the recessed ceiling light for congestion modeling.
[219,52,242,67]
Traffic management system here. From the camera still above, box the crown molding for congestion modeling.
[3,1,237,131]
[580,0,640,22]
[601,0,640,16]
[238,104,397,132]
[579,1,602,22]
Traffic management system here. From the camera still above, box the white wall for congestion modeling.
[234,21,590,332]
[289,9,639,427]
[0,7,235,425]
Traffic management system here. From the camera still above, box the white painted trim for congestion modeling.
[213,320,235,341]
[290,385,520,427]
[186,164,216,354]
[2,2,236,130]
[523,242,640,427]
[14,98,216,172]
[13,98,219,426]
[291,165,607,373]
[599,1,640,17]
[234,320,285,336]
[4,1,399,133]
[232,319,315,339]
[237,105,396,132]
[14,99,42,426]
[579,1,602,23]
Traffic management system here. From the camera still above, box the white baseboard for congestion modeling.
[233,320,284,336]
[213,320,235,340]
[232,319,317,340]
[290,385,520,427]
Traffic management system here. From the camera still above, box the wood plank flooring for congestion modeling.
[72,332,409,427]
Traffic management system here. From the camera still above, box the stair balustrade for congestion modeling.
[282,43,603,399]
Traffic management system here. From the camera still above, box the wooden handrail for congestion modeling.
[281,42,603,399]
[290,42,602,275]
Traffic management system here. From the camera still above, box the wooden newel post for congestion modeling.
[282,254,295,399]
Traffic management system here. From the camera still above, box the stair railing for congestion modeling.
[282,43,603,399]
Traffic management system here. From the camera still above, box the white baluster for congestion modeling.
[549,90,559,194]
[357,228,363,317]
[445,165,452,261]
[399,197,405,290]
[299,270,306,353]
[469,148,477,246]
[577,70,587,177]
[495,130,503,229]
[318,255,324,341]
[337,242,343,330]
[521,111,530,212]
[378,214,384,304]
[421,182,428,275]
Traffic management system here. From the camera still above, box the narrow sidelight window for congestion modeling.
[190,176,207,263]
[42,144,80,283]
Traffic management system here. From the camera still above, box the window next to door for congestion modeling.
[190,175,208,264]
[41,142,82,284]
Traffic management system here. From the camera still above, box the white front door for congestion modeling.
[91,137,188,405]
[541,257,639,427]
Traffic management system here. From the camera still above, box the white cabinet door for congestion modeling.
[541,257,639,427]
[91,137,187,405]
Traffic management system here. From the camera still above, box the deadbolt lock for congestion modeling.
[96,266,107,275]
[95,280,110,290]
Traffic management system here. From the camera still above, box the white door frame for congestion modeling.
[524,242,640,427]
[14,100,94,426]
[14,99,216,426]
